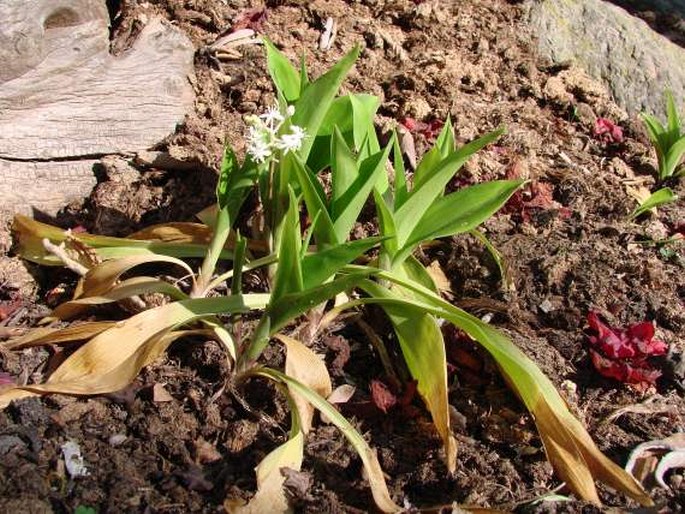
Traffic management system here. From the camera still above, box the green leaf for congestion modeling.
[288,154,338,246]
[216,145,238,209]
[373,189,398,258]
[629,187,678,219]
[332,143,392,242]
[271,188,304,301]
[267,270,376,333]
[301,237,385,289]
[664,136,685,178]
[435,116,455,157]
[255,368,401,513]
[264,38,301,103]
[299,54,310,94]
[362,281,456,473]
[393,179,523,267]
[390,130,408,208]
[293,46,360,161]
[665,90,681,148]
[331,127,359,206]
[394,128,504,248]
[350,93,381,151]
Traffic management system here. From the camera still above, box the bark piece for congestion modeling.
[0,0,196,215]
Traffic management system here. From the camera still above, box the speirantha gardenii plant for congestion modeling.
[0,39,653,511]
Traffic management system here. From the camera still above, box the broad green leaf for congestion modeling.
[363,281,456,473]
[256,368,401,513]
[394,128,504,247]
[332,143,392,242]
[241,269,378,366]
[217,145,239,209]
[350,94,381,151]
[356,272,653,507]
[299,54,309,94]
[398,256,440,294]
[293,46,360,161]
[629,187,677,219]
[264,38,301,103]
[288,154,337,246]
[393,179,523,267]
[665,90,681,149]
[271,189,304,301]
[267,270,376,333]
[412,145,442,193]
[331,126,359,206]
[301,237,384,290]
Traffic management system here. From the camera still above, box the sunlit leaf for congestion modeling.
[293,46,360,161]
[331,143,392,243]
[394,128,504,247]
[393,179,523,267]
[271,189,304,301]
[301,237,384,290]
[264,38,301,103]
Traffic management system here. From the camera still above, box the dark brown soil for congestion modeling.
[1,1,684,513]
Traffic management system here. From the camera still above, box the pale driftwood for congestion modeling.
[0,0,196,215]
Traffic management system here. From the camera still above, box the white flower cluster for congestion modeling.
[246,105,306,164]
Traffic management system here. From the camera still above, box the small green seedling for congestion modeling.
[629,187,677,219]
[640,91,685,181]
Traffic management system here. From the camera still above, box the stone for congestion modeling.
[527,0,685,118]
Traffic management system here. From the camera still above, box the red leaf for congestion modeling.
[586,311,667,388]
[590,350,661,387]
[232,8,267,33]
[370,379,397,413]
[587,311,667,360]
[399,117,444,141]
[593,118,624,144]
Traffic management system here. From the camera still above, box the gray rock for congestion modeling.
[527,0,685,118]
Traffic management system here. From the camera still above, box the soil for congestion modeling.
[1,0,684,513]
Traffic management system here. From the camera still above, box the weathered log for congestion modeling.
[0,0,196,216]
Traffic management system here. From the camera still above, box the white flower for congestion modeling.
[259,105,285,130]
[244,105,305,163]
[275,125,306,154]
[246,125,273,163]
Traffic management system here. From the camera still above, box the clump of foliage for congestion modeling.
[1,40,653,511]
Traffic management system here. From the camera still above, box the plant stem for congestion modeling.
[192,206,231,297]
